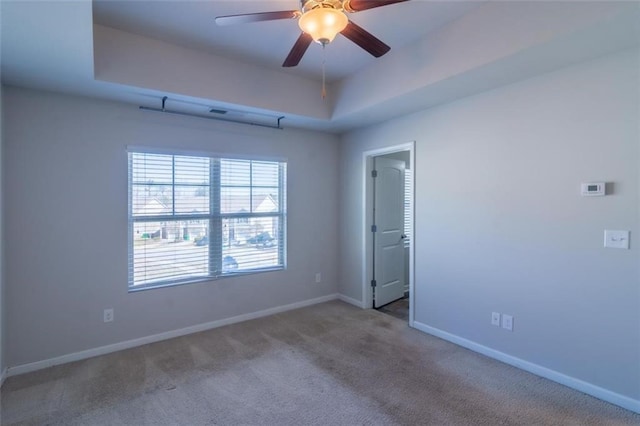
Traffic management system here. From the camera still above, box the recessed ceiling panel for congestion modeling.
[92,0,483,82]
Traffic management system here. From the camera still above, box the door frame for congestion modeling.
[362,142,415,327]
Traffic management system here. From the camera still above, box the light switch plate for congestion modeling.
[604,230,630,249]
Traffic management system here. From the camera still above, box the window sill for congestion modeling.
[127,266,285,293]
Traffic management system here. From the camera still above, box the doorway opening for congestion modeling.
[362,142,414,326]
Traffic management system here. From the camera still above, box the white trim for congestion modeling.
[412,321,640,414]
[337,293,366,309]
[407,144,415,328]
[362,142,415,323]
[7,294,339,378]
[126,145,287,163]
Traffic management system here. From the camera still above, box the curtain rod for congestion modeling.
[139,96,284,130]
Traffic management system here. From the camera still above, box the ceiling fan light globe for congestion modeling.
[298,8,348,44]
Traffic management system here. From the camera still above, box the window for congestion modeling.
[404,168,412,248]
[128,151,286,290]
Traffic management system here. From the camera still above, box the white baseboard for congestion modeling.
[7,293,340,378]
[337,294,366,308]
[412,321,640,414]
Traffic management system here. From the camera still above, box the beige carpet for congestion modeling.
[1,301,638,425]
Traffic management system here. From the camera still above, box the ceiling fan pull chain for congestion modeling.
[321,42,327,100]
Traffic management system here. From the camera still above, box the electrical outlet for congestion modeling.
[491,312,501,326]
[604,230,630,249]
[502,314,513,331]
[315,273,322,283]
[103,308,114,323]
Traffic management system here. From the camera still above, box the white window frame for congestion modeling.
[127,150,287,291]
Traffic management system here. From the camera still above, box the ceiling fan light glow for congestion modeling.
[298,8,348,44]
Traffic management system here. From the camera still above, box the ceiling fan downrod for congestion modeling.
[321,43,327,99]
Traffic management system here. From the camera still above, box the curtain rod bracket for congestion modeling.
[139,96,284,130]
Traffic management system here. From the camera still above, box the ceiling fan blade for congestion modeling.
[283,33,313,67]
[340,21,390,58]
[345,0,409,12]
[215,10,298,26]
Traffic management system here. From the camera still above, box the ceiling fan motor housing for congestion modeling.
[301,0,346,13]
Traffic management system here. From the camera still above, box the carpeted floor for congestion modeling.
[2,301,639,425]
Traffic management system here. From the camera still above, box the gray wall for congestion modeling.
[338,48,640,400]
[3,87,340,367]
[0,81,4,379]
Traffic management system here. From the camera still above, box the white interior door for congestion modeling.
[373,156,406,308]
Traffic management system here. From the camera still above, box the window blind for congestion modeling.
[128,152,286,290]
[404,168,412,248]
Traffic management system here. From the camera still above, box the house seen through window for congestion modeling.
[128,151,286,290]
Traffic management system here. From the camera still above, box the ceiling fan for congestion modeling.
[215,0,409,67]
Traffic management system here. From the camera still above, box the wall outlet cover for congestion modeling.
[604,230,630,249]
[103,308,114,323]
[491,312,501,326]
[502,314,513,331]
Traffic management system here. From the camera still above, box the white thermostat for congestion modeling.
[581,182,605,196]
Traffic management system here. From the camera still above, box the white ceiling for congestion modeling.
[2,1,639,133]
[92,0,482,82]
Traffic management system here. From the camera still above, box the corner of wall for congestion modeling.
[0,5,4,390]
[0,81,5,384]
[337,294,365,309]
